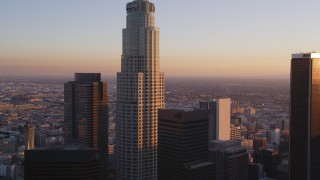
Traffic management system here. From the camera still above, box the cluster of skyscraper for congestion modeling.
[25,73,109,180]
[22,0,320,179]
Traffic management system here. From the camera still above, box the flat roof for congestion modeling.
[292,53,320,59]
[184,161,214,169]
[35,145,93,151]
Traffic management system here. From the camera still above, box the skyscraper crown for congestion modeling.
[126,0,155,13]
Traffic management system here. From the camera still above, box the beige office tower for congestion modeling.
[200,98,231,141]
[25,122,35,150]
[116,0,165,179]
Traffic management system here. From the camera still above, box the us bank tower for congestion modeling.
[116,0,164,179]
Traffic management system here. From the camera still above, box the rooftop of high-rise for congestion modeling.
[32,145,93,151]
[73,73,101,83]
[126,0,155,13]
[292,52,320,59]
[24,146,98,163]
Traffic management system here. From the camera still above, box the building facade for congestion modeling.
[199,98,231,141]
[158,109,213,180]
[248,163,264,180]
[290,53,320,180]
[25,122,34,150]
[209,140,249,180]
[24,146,100,180]
[230,125,241,140]
[116,0,164,179]
[64,73,108,180]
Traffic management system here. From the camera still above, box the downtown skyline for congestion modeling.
[1,0,320,78]
[0,1,313,179]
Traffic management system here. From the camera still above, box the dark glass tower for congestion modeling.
[158,109,214,180]
[290,53,320,180]
[64,73,108,180]
[209,140,248,180]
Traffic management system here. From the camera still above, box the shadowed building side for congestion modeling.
[209,140,248,180]
[158,109,214,180]
[24,146,100,180]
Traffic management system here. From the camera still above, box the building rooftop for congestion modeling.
[184,161,214,169]
[127,0,155,13]
[34,145,92,151]
[292,53,320,59]
[74,73,101,83]
[25,146,98,163]
[210,139,241,149]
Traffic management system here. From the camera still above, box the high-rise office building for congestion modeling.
[64,73,108,180]
[209,140,249,180]
[199,98,231,141]
[290,53,320,180]
[116,0,164,179]
[25,122,34,150]
[230,125,241,140]
[24,146,100,180]
[270,128,280,146]
[158,109,214,180]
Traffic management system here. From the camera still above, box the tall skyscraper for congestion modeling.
[64,73,108,180]
[199,98,231,141]
[158,109,214,180]
[290,53,320,180]
[116,0,164,179]
[25,122,34,150]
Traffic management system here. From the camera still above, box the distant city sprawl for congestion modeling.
[0,77,289,179]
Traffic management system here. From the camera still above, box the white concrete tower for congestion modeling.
[116,0,164,179]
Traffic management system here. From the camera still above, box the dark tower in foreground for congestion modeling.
[290,53,320,180]
[64,73,108,179]
[209,140,248,180]
[158,109,214,180]
[25,146,100,180]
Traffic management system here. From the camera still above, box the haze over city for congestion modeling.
[1,0,320,78]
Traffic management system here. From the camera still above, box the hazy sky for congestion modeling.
[1,0,320,78]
